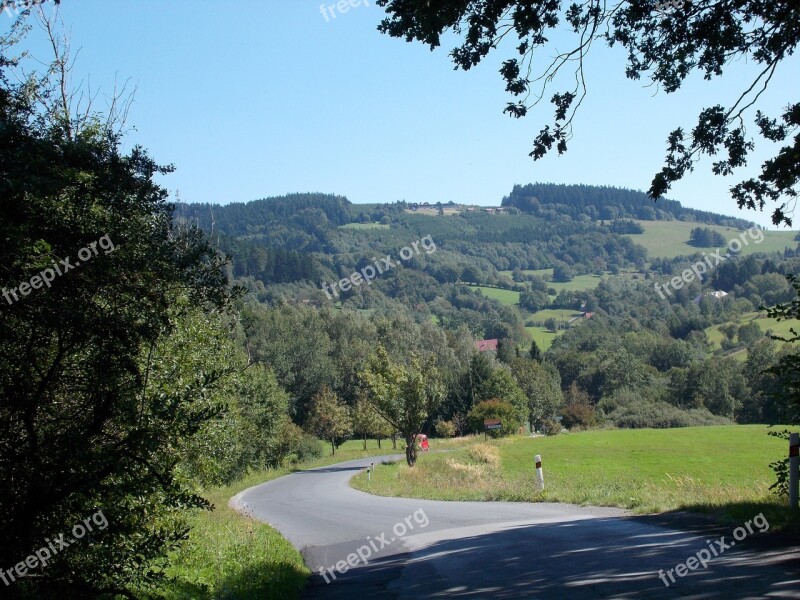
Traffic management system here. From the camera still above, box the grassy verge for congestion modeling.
[352,426,800,531]
[158,437,471,599]
[158,475,309,600]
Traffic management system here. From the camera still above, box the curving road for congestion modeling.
[232,455,800,599]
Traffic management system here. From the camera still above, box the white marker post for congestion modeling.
[534,454,544,491]
[790,433,799,509]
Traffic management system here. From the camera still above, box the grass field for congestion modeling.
[524,309,579,350]
[473,285,520,305]
[351,426,799,530]
[500,269,606,293]
[623,220,797,259]
[339,222,390,230]
[528,308,579,322]
[525,327,563,351]
[704,312,797,350]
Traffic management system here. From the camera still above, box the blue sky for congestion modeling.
[5,0,798,228]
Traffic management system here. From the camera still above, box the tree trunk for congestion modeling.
[363,433,367,451]
[377,437,382,449]
[331,438,335,455]
[391,434,397,449]
[405,434,417,466]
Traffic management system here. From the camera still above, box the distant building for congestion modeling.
[693,290,729,304]
[474,339,498,352]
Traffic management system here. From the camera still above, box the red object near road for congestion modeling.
[418,434,430,452]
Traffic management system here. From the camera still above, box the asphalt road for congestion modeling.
[232,455,800,599]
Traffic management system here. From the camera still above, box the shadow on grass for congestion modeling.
[302,514,800,599]
[660,499,800,534]
[162,560,308,600]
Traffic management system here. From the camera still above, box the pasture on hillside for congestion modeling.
[623,220,797,259]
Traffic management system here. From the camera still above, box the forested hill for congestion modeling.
[503,183,754,228]
[168,182,799,436]
[169,184,777,298]
[174,193,353,237]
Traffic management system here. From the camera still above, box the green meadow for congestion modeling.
[524,309,581,350]
[623,220,797,259]
[524,327,563,351]
[499,269,606,292]
[472,285,521,305]
[705,313,797,350]
[352,426,798,530]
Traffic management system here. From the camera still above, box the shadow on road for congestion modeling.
[303,516,800,599]
[291,465,369,474]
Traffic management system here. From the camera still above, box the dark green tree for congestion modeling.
[529,340,542,362]
[738,321,763,346]
[0,38,236,597]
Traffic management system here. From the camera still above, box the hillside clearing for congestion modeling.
[624,220,797,259]
[704,312,797,351]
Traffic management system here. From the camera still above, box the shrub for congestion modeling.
[435,419,457,438]
[539,418,562,436]
[608,401,732,429]
[467,399,522,438]
[273,421,303,465]
[560,403,597,430]
[468,444,501,468]
[293,434,323,463]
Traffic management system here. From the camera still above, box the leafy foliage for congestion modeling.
[304,386,352,455]
[467,399,522,438]
[359,346,445,465]
[0,44,238,595]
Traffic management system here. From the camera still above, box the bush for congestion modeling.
[539,418,562,436]
[560,403,597,430]
[467,399,522,438]
[435,419,457,438]
[293,434,323,463]
[273,421,303,465]
[608,401,732,429]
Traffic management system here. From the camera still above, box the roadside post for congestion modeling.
[534,454,544,491]
[790,433,799,509]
